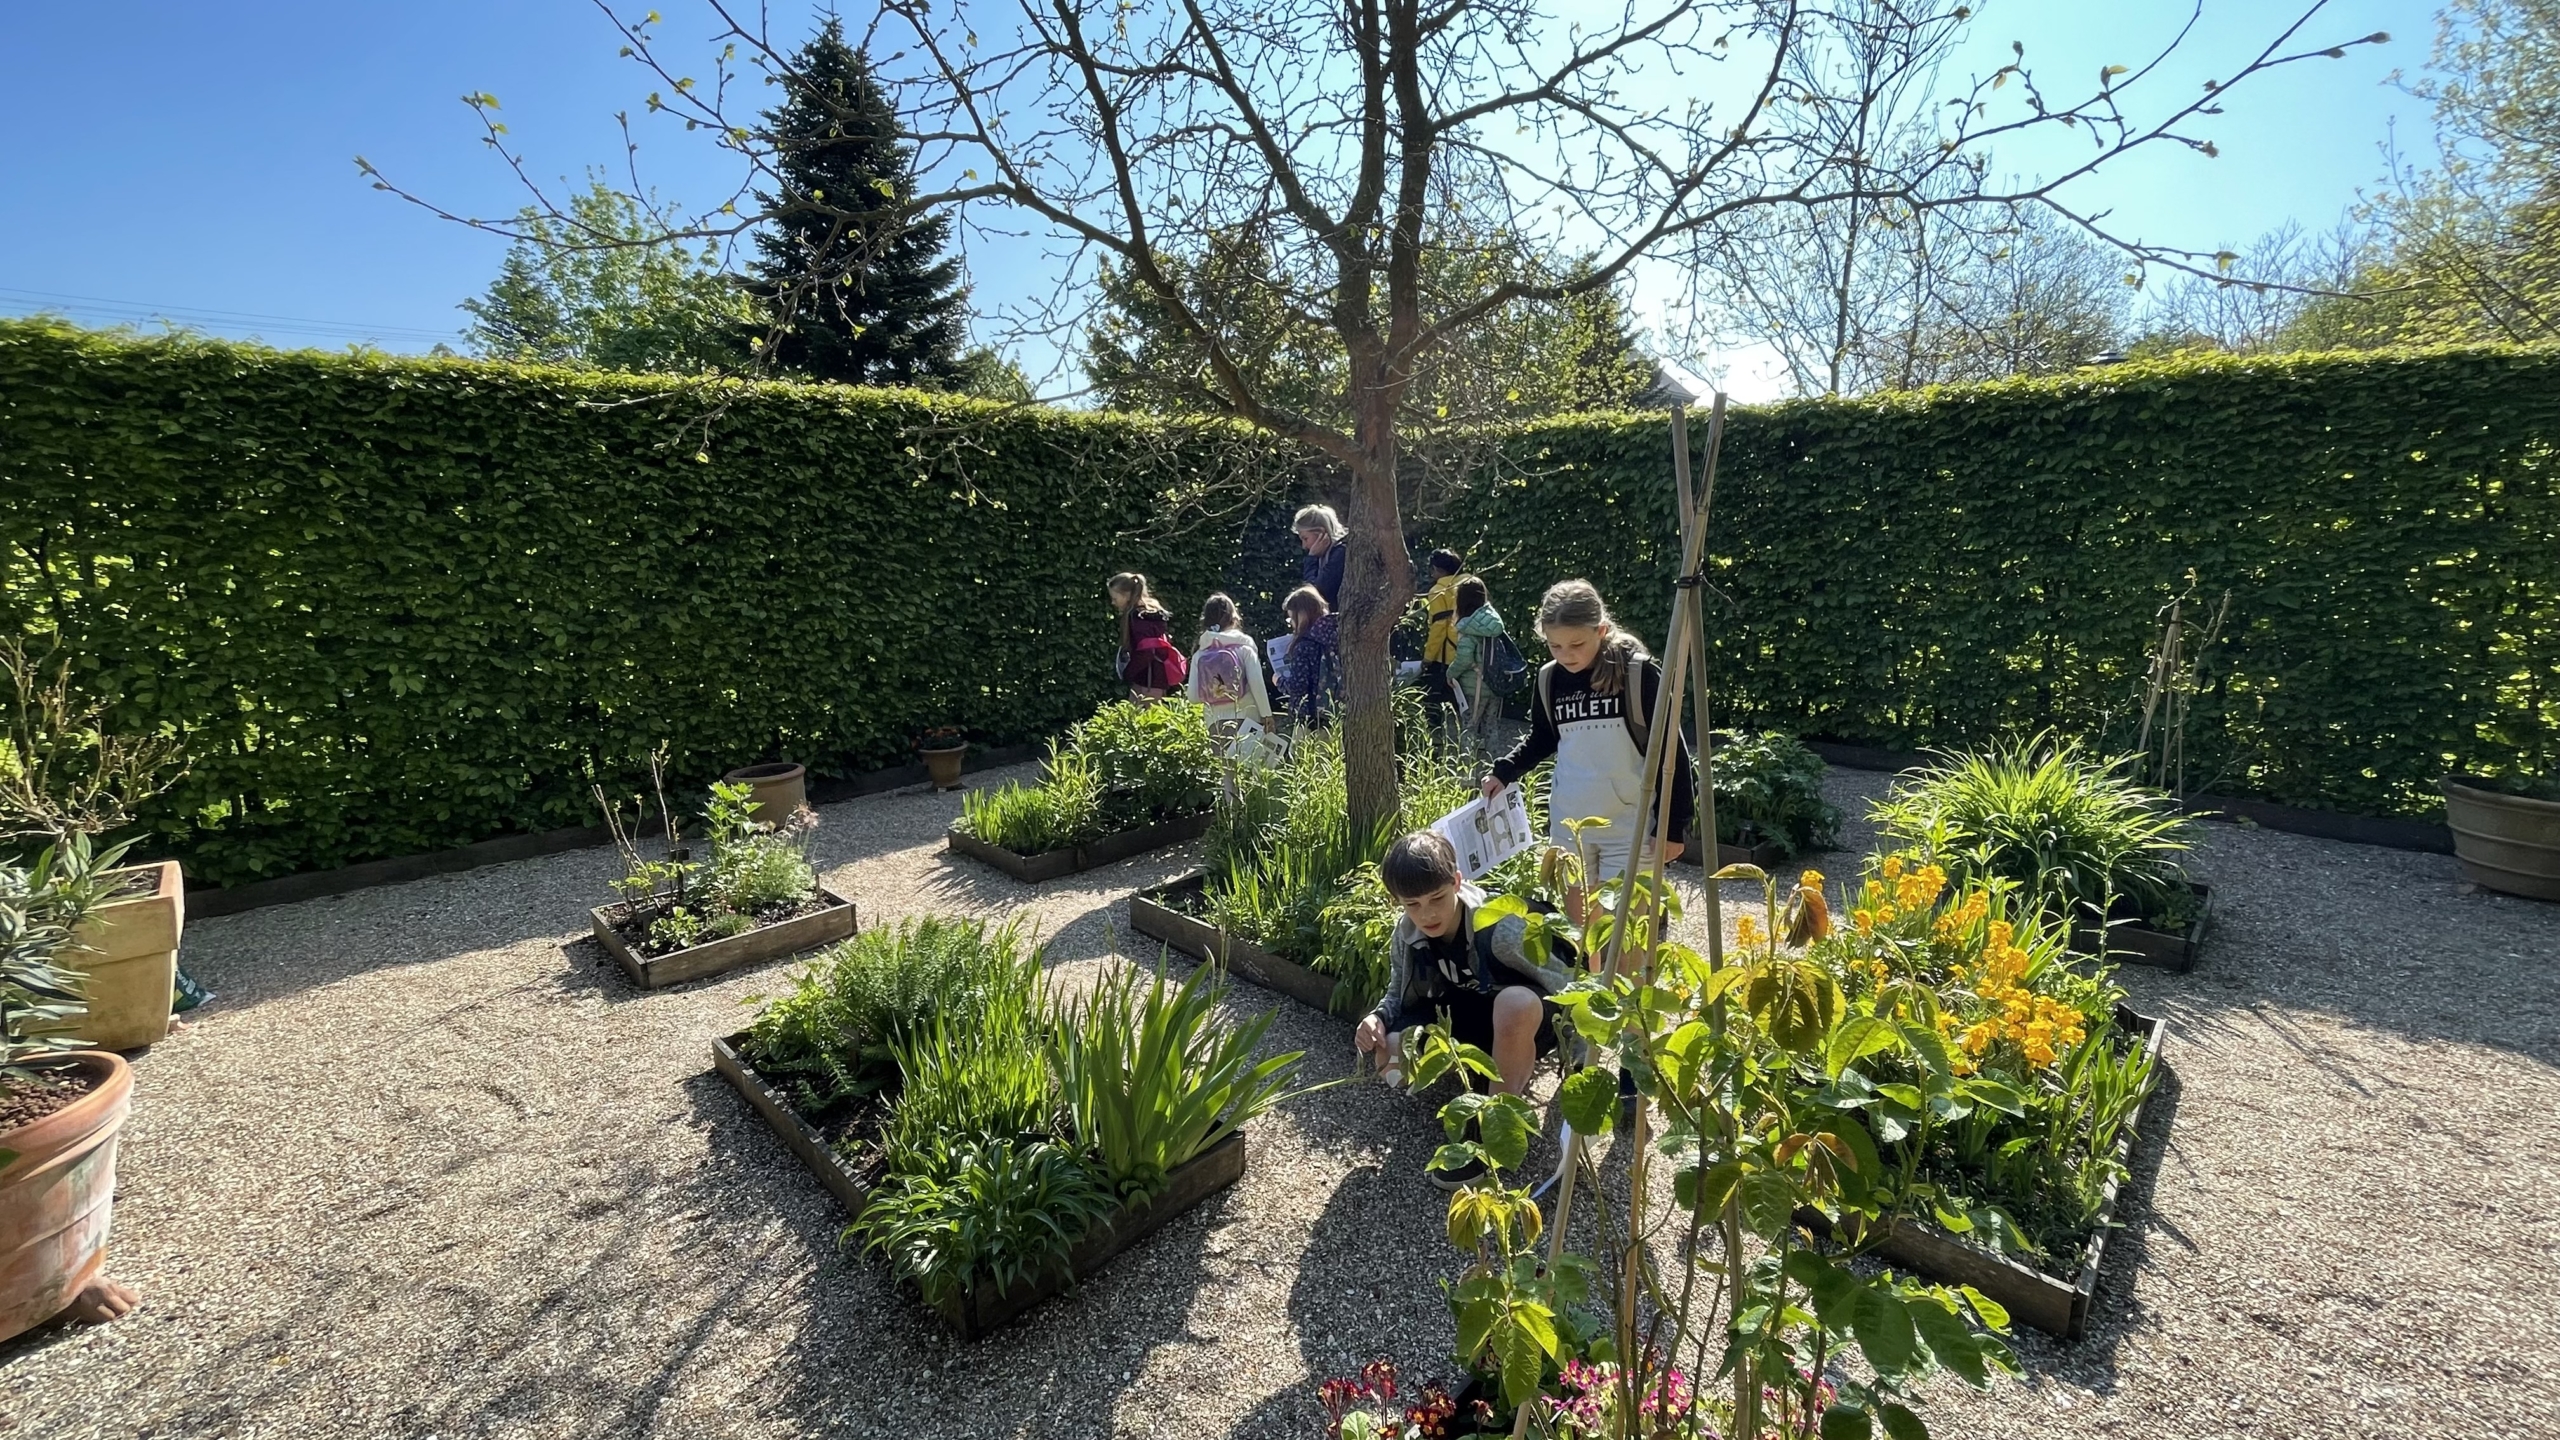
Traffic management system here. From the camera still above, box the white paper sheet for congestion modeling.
[1431,785,1537,880]
[1266,632,1295,673]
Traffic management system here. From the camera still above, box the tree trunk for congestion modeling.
[1338,394,1411,840]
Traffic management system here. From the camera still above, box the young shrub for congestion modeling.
[856,1136,1117,1314]
[739,916,1036,1123]
[701,783,818,916]
[1711,731,1842,860]
[1872,733,2199,931]
[1047,961,1305,1199]
[1066,697,1218,832]
[871,934,1052,1176]
[957,744,1102,856]
[0,836,126,1078]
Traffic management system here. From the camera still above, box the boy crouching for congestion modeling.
[1353,830,1570,1188]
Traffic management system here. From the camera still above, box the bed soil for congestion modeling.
[0,1064,104,1132]
[601,894,838,957]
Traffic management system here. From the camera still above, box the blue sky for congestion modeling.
[0,1,2435,395]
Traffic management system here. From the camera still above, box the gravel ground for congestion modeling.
[4,762,2555,1440]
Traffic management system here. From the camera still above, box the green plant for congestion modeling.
[739,915,1038,1125]
[1067,697,1218,831]
[0,638,186,850]
[873,937,1051,1175]
[855,1136,1117,1313]
[1710,731,1840,860]
[957,743,1103,855]
[1048,960,1306,1198]
[0,835,130,1077]
[701,781,818,914]
[647,906,705,952]
[1873,733,2198,932]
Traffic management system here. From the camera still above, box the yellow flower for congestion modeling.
[1882,855,1905,881]
[1799,869,1825,889]
[1736,915,1764,951]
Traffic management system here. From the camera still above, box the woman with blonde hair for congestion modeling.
[1292,503,1349,610]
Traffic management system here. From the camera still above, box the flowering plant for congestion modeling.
[1319,1360,1486,1440]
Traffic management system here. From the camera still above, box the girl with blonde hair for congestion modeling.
[1106,572,1187,699]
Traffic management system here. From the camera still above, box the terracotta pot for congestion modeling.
[920,744,966,791]
[60,862,184,1052]
[722,762,808,824]
[2442,776,2560,902]
[0,1050,131,1343]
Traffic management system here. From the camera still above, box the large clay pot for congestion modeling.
[920,744,966,792]
[60,862,183,1052]
[0,1050,131,1343]
[2442,777,2560,902]
[722,762,808,824]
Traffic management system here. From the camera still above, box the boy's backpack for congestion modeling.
[1536,650,1650,754]
[1196,637,1252,705]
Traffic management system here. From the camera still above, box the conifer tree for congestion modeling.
[745,18,968,384]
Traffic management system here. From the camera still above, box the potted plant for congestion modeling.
[1,840,141,1343]
[588,747,855,988]
[1,639,189,1051]
[918,726,967,791]
[1872,734,2209,970]
[721,761,808,825]
[2440,774,2560,902]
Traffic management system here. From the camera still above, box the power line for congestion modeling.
[0,286,461,347]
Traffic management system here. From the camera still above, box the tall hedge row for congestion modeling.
[1441,348,2560,819]
[0,321,1279,884]
[5,321,2553,884]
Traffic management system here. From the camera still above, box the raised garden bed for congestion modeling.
[946,811,1210,883]
[1127,873,1345,1016]
[589,888,858,989]
[1810,1004,2168,1341]
[710,1030,1250,1340]
[2072,885,2212,973]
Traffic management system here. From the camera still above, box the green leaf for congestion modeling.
[1826,1013,1898,1077]
[1477,1093,1535,1171]
[1822,1406,1876,1440]
[1879,1401,1929,1440]
[1559,1065,1619,1135]
[1851,1285,1921,1376]
[1500,1312,1545,1408]
[1909,1294,1992,1386]
[1957,1285,2010,1331]
[1739,1171,1799,1234]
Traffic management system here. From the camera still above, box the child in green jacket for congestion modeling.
[1446,576,1508,751]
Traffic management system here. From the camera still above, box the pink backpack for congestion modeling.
[1196,636,1253,705]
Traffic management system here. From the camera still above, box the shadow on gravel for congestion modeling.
[690,1055,1230,1438]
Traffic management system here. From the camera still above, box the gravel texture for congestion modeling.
[4,762,2556,1439]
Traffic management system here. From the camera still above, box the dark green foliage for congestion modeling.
[745,19,968,385]
[1443,347,2560,818]
[0,320,1266,884]
[1712,731,1842,860]
[7,325,2553,894]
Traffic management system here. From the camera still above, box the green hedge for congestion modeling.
[0,321,1282,885]
[1441,347,2560,817]
[8,322,2552,883]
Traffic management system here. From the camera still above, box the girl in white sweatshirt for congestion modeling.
[1186,592,1275,731]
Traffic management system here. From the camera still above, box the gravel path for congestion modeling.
[4,764,2555,1440]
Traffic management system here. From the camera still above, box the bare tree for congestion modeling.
[368,0,2386,832]
[2132,218,2368,353]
